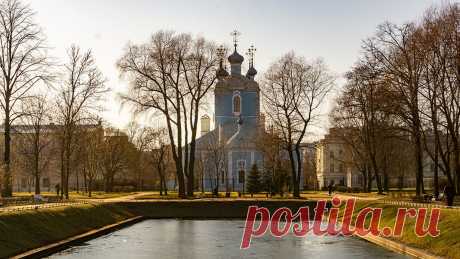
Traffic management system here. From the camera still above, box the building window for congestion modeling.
[233,92,241,115]
[43,178,50,188]
[330,163,334,173]
[237,160,246,183]
[339,163,344,173]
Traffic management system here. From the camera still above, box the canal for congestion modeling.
[49,219,409,259]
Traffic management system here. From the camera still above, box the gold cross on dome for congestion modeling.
[246,45,256,67]
[230,30,241,50]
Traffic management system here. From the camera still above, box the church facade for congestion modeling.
[194,42,264,192]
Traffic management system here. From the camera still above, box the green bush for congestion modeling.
[351,187,363,193]
[335,186,348,192]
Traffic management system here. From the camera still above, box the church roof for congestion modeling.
[246,66,257,77]
[216,67,229,78]
[215,74,259,92]
[228,50,244,64]
[225,123,258,149]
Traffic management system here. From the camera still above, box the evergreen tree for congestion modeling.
[247,164,261,197]
[261,168,273,197]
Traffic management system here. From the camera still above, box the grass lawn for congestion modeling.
[12,191,137,200]
[0,203,134,258]
[69,191,138,199]
[0,195,457,258]
[337,200,460,259]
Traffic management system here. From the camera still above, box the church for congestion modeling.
[194,36,265,192]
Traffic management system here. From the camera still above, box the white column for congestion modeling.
[347,167,352,188]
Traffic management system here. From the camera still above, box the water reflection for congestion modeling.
[49,220,409,259]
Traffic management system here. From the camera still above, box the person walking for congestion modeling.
[444,183,455,207]
[328,181,334,196]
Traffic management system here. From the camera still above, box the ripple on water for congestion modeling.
[48,219,410,259]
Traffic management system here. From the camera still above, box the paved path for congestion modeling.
[93,192,157,202]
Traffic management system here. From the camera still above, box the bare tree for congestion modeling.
[0,0,50,196]
[363,22,427,196]
[16,95,53,194]
[56,45,107,199]
[118,31,218,197]
[80,126,103,197]
[118,31,187,197]
[125,121,153,191]
[101,127,130,192]
[181,37,219,196]
[256,126,284,196]
[202,129,227,195]
[263,53,334,197]
[149,127,170,195]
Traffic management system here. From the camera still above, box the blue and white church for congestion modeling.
[194,37,265,192]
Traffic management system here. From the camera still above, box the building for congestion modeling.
[194,39,264,192]
[301,142,318,190]
[316,128,361,189]
[316,127,443,190]
[0,123,109,193]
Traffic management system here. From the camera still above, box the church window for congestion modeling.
[233,92,241,115]
[237,160,246,183]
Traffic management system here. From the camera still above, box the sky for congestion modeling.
[24,0,445,138]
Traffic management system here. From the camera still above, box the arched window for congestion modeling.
[233,92,241,114]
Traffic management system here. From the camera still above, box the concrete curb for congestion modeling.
[12,216,144,259]
[357,233,443,259]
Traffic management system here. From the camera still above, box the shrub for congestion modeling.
[351,187,363,193]
[335,186,348,193]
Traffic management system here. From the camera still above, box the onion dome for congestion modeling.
[228,50,244,64]
[216,67,229,78]
[246,66,257,78]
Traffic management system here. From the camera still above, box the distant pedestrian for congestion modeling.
[328,181,334,196]
[55,184,60,196]
[444,183,455,207]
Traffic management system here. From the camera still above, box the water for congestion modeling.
[49,220,409,259]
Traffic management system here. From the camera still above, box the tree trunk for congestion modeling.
[2,109,12,197]
[294,146,302,198]
[35,173,40,195]
[433,140,439,197]
[287,149,299,198]
[163,176,168,196]
[367,165,372,192]
[88,178,92,197]
[414,127,424,197]
[34,147,40,195]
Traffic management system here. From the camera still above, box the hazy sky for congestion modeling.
[24,0,443,136]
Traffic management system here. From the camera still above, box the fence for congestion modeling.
[0,199,97,213]
[379,199,460,211]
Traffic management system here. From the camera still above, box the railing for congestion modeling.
[379,199,460,210]
[0,199,96,213]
